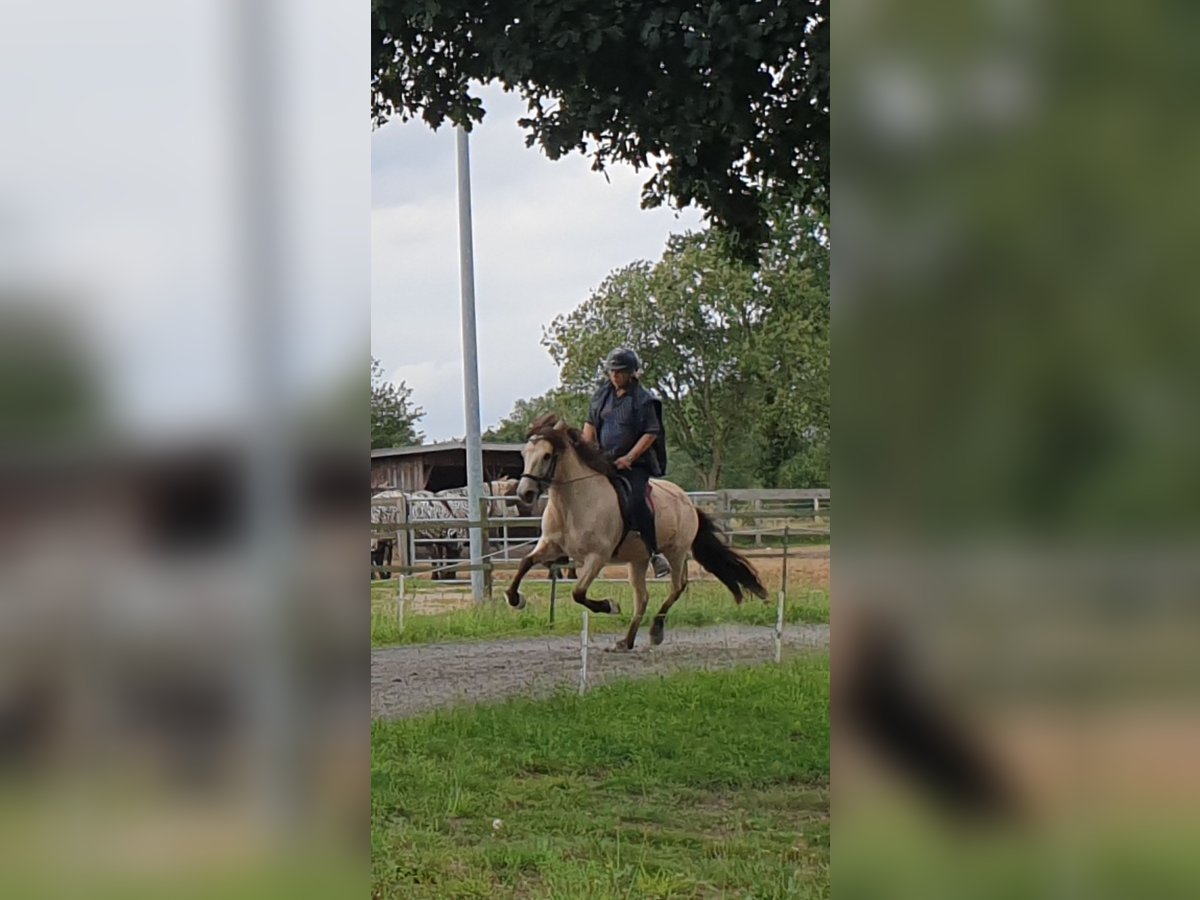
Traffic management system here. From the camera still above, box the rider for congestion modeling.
[581,347,672,579]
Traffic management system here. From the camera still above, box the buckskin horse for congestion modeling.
[509,415,766,650]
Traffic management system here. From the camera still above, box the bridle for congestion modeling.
[519,447,561,489]
[519,443,606,494]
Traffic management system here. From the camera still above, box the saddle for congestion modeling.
[613,475,655,536]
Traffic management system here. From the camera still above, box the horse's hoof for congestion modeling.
[606,640,632,653]
[650,624,664,645]
[606,599,621,615]
[508,591,526,610]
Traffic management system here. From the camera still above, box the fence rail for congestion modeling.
[371,488,828,586]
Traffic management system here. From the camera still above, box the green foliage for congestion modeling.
[371,356,425,449]
[0,309,102,441]
[543,199,829,488]
[372,657,830,898]
[371,0,828,255]
[483,386,591,442]
[745,207,830,487]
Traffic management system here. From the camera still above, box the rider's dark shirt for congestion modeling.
[587,381,664,475]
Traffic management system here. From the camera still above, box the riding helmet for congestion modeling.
[605,347,641,373]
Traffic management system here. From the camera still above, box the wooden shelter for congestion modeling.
[370,441,527,493]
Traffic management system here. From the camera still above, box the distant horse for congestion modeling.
[371,489,465,581]
[372,480,533,581]
[435,478,530,527]
[509,415,766,650]
[370,536,393,580]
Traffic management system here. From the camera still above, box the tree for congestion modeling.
[546,237,755,489]
[371,357,425,448]
[371,0,828,255]
[543,199,828,488]
[484,387,592,442]
[743,206,829,487]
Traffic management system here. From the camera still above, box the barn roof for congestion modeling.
[371,441,526,459]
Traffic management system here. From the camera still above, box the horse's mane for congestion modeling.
[526,414,618,481]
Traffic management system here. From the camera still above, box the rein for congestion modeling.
[519,448,607,491]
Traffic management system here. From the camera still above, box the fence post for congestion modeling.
[549,565,558,625]
[775,525,789,664]
[398,494,412,571]
[502,503,511,561]
[479,497,492,600]
[404,496,416,573]
[396,495,407,607]
[579,610,589,696]
[396,581,406,633]
[755,498,763,547]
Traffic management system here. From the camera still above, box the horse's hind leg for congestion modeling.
[571,553,621,615]
[649,552,690,645]
[611,560,649,651]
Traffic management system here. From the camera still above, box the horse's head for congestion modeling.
[516,435,558,505]
[489,477,519,497]
[517,415,570,505]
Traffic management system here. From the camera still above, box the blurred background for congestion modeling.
[0,1,366,896]
[837,1,1200,897]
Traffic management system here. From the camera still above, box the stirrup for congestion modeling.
[650,554,671,579]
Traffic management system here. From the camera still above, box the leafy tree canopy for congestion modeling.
[483,387,592,443]
[371,357,425,449]
[372,0,828,255]
[543,196,828,488]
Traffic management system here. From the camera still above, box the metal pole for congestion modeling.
[456,125,486,602]
[549,565,558,624]
[237,0,295,832]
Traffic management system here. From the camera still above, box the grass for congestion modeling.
[372,655,830,899]
[371,578,829,647]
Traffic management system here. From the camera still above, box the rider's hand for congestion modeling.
[615,455,633,470]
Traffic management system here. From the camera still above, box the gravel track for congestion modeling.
[372,623,830,720]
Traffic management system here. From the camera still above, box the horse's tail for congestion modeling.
[690,509,768,604]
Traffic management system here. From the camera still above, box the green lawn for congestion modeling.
[372,655,830,899]
[371,579,829,647]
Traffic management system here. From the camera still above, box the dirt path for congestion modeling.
[372,623,830,720]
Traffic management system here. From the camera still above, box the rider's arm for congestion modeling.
[621,432,657,466]
[581,422,598,445]
[620,399,661,466]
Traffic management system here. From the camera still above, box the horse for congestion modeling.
[434,478,530,525]
[370,535,393,580]
[372,480,533,581]
[508,414,767,650]
[371,489,466,580]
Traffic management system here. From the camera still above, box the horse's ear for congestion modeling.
[553,417,568,431]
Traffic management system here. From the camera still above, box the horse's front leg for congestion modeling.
[505,537,564,609]
[571,553,621,615]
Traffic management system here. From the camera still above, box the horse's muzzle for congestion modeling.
[516,477,538,506]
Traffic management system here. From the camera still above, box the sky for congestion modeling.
[371,82,705,443]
